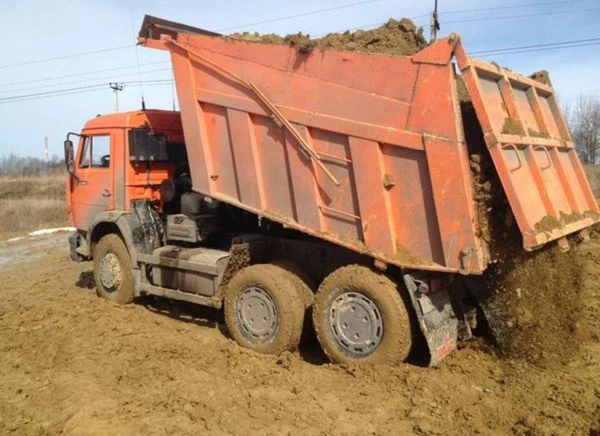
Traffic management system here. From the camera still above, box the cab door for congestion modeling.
[71,132,114,231]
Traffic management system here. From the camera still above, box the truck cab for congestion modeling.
[66,110,184,235]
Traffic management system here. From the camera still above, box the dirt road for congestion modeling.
[0,234,599,435]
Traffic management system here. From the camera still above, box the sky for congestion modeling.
[0,0,598,158]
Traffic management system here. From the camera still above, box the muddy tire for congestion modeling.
[270,260,316,343]
[224,264,305,355]
[313,265,412,364]
[93,234,135,305]
[270,260,315,308]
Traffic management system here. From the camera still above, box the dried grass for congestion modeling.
[0,173,67,233]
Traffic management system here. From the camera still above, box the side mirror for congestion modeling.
[64,139,74,173]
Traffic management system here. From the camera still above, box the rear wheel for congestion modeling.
[224,264,305,355]
[93,234,135,304]
[270,260,315,308]
[270,260,317,343]
[313,265,412,364]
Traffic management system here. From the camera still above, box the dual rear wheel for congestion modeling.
[225,264,413,364]
[224,264,306,355]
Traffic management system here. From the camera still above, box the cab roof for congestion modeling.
[83,109,182,131]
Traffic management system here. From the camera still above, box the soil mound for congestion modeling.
[231,18,427,56]
[459,90,587,366]
[479,240,587,366]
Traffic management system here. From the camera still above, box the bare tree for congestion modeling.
[0,154,64,178]
[564,94,600,164]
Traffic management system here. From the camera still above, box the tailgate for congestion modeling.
[458,54,600,250]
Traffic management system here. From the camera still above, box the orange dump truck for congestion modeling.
[64,16,598,366]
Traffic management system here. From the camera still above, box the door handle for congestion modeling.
[102,189,112,197]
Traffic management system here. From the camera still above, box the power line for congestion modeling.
[475,41,600,58]
[3,4,385,71]
[0,45,135,70]
[219,0,595,33]
[4,3,384,72]
[0,67,172,95]
[443,7,600,25]
[2,0,595,74]
[0,83,107,101]
[8,37,596,102]
[4,36,594,101]
[0,61,169,88]
[0,80,173,103]
[129,0,146,109]
[0,82,174,104]
[5,88,107,103]
[0,1,596,103]
[471,37,600,55]
[217,0,383,32]
[316,2,598,37]
[440,0,595,16]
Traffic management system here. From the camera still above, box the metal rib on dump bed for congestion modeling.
[457,52,600,250]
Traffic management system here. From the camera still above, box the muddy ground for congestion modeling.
[0,234,599,435]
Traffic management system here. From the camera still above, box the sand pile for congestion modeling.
[231,18,427,56]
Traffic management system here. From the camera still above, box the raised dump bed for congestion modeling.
[138,16,599,275]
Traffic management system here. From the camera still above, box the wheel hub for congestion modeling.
[237,286,278,341]
[330,291,383,356]
[98,253,123,290]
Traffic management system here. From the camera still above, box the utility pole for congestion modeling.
[109,82,125,113]
[430,0,440,43]
[43,136,49,178]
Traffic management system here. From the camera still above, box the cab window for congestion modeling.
[79,135,111,168]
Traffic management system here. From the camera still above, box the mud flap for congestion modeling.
[403,274,458,366]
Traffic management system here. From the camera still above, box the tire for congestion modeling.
[93,234,135,305]
[224,264,305,355]
[270,260,316,343]
[313,265,412,364]
[269,260,315,308]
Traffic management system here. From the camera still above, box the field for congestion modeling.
[0,172,599,435]
[0,173,68,237]
[0,233,599,435]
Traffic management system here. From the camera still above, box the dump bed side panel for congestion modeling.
[144,32,486,273]
[458,55,600,249]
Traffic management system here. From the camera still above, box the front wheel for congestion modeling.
[313,265,413,364]
[93,234,135,304]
